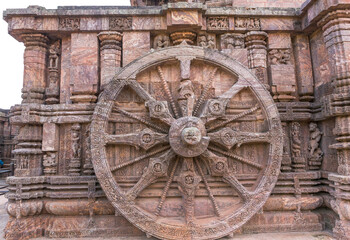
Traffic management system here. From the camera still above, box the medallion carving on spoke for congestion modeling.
[91,46,283,240]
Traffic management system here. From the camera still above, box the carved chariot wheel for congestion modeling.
[91,45,283,240]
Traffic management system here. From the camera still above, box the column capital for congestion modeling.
[21,33,49,49]
[98,31,122,50]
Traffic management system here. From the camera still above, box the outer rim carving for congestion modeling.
[91,45,283,240]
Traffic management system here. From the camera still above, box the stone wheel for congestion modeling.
[91,45,283,240]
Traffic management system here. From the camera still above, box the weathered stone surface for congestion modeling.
[3,0,350,240]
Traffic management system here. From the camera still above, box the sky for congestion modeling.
[0,0,131,109]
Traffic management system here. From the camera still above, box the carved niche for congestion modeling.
[91,45,283,240]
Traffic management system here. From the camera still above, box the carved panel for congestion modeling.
[109,17,132,30]
[207,17,229,30]
[59,18,80,30]
[235,17,261,30]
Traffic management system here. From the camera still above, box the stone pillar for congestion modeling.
[267,33,296,102]
[21,34,49,104]
[98,32,122,89]
[293,35,314,102]
[245,31,268,87]
[70,33,99,103]
[319,10,350,240]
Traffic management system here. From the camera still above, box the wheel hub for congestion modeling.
[169,117,209,157]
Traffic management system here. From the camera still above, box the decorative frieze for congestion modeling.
[109,17,132,30]
[235,17,261,30]
[59,17,80,30]
[207,17,229,30]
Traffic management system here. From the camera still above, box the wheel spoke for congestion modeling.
[104,128,168,151]
[114,107,168,133]
[199,78,248,123]
[146,100,175,126]
[208,146,263,170]
[207,105,259,132]
[193,67,218,116]
[111,145,170,172]
[194,158,221,217]
[222,174,252,202]
[208,127,271,150]
[177,158,201,224]
[157,66,180,118]
[125,149,175,201]
[155,157,180,216]
[128,79,155,102]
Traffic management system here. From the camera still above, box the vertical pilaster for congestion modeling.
[319,10,350,240]
[21,34,49,104]
[98,32,122,88]
[245,31,268,87]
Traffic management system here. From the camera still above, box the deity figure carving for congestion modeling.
[291,122,306,171]
[269,49,292,65]
[45,40,61,104]
[153,34,170,49]
[221,33,245,49]
[308,122,323,170]
[69,124,81,176]
[43,152,57,175]
[198,34,216,49]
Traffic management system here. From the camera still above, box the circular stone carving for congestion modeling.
[91,45,283,240]
[169,117,209,157]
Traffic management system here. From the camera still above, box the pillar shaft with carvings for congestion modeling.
[245,31,268,87]
[98,32,122,88]
[319,10,350,240]
[21,34,49,104]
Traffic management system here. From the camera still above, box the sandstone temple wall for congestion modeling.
[2,0,350,239]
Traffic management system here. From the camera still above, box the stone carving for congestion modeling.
[269,49,292,65]
[83,126,94,175]
[90,46,283,240]
[45,40,61,104]
[43,152,57,175]
[69,123,81,176]
[170,31,197,45]
[291,122,306,172]
[59,17,80,30]
[281,122,292,172]
[109,17,132,30]
[207,17,229,30]
[221,33,245,49]
[308,122,323,170]
[153,34,170,49]
[235,17,261,30]
[198,34,216,49]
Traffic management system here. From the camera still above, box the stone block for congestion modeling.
[122,32,150,66]
[42,123,59,152]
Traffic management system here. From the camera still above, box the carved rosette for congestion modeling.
[91,45,283,239]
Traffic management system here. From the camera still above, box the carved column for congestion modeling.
[319,10,350,239]
[21,34,49,104]
[98,32,122,88]
[12,125,43,176]
[245,31,268,87]
[268,33,296,102]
